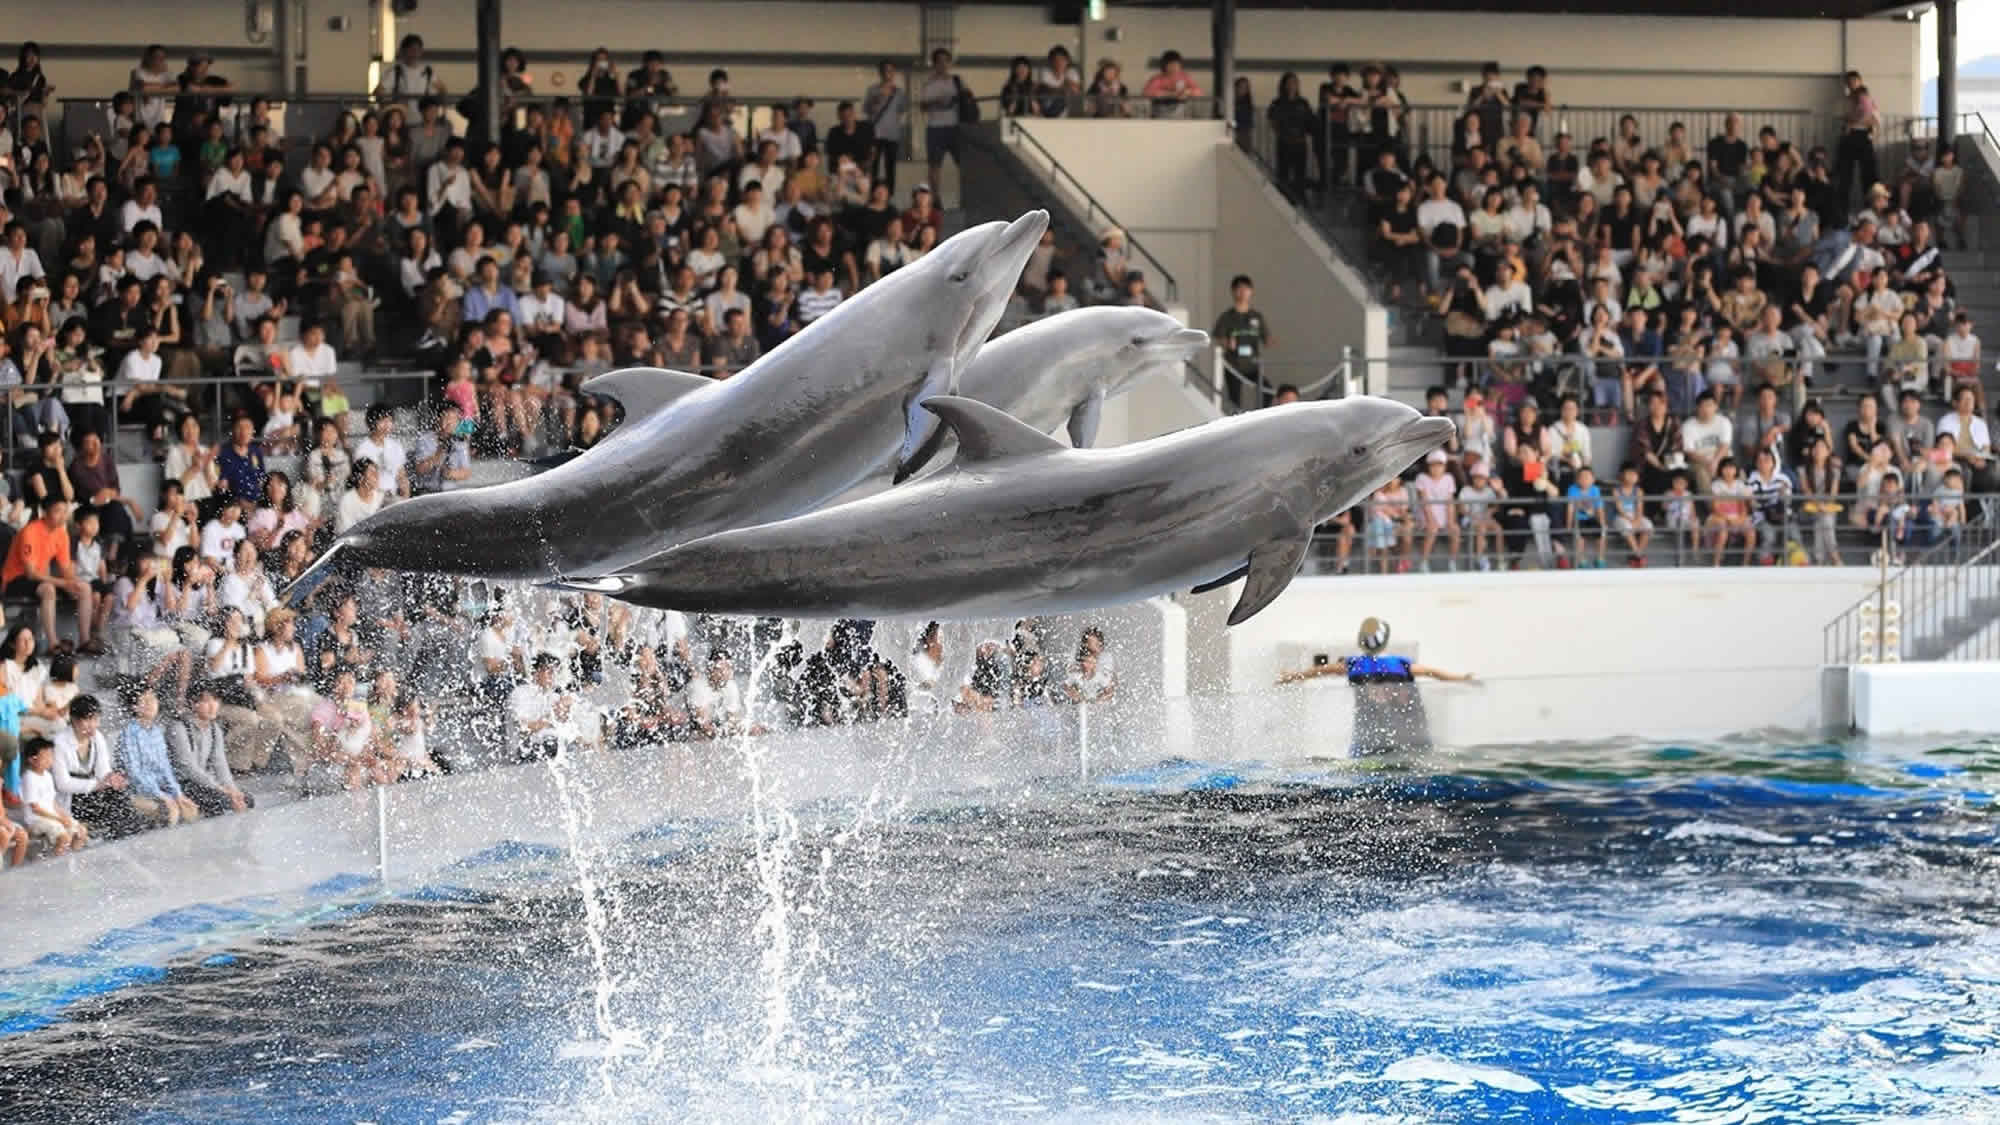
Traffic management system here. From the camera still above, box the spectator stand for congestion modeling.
[958,113,1234,413]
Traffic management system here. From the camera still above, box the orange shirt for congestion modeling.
[2,519,70,587]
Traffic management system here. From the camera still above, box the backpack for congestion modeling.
[954,77,981,124]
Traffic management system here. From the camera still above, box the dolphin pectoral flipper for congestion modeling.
[1189,561,1250,595]
[580,368,714,429]
[1227,537,1312,626]
[279,542,350,608]
[1067,389,1106,448]
[893,423,951,484]
[895,357,959,478]
[922,396,1068,465]
[545,574,632,595]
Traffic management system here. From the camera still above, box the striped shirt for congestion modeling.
[795,287,844,324]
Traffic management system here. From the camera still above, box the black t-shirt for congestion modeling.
[800,243,842,280]
[1707,136,1749,177]
[1385,208,1418,240]
[823,123,876,171]
[1603,210,1644,253]
[1842,418,1885,461]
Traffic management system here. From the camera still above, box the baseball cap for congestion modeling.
[1425,450,1448,465]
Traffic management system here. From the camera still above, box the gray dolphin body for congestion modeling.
[284,211,1049,600]
[565,395,1454,626]
[892,307,1209,481]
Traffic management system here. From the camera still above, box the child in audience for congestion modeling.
[262,391,302,454]
[20,737,87,855]
[1705,458,1754,565]
[1412,450,1460,571]
[1564,465,1607,567]
[1366,475,1414,573]
[1931,467,1966,542]
[1611,464,1652,565]
[1458,461,1503,571]
[1663,471,1697,554]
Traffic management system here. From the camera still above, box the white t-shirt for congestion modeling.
[353,436,408,484]
[120,200,164,235]
[287,342,337,388]
[199,518,247,564]
[1066,661,1116,702]
[119,350,162,384]
[1416,199,1467,238]
[132,65,174,125]
[150,509,191,558]
[1938,413,1993,456]
[337,489,385,533]
[1682,414,1735,461]
[208,168,253,204]
[205,636,253,677]
[686,675,743,725]
[299,166,339,203]
[20,766,58,818]
[1483,281,1532,321]
[1942,333,1980,372]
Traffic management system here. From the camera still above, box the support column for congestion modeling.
[1211,0,1235,122]
[475,0,503,147]
[1938,0,1958,147]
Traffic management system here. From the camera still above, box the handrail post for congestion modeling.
[1339,344,1354,401]
[1875,525,1888,663]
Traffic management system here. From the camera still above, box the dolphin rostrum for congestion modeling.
[892,306,1210,482]
[560,395,1455,626]
[283,210,1050,601]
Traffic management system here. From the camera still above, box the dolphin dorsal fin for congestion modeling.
[923,396,1067,465]
[579,367,714,427]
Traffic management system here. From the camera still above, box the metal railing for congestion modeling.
[996,116,1180,304]
[1318,488,2000,580]
[1,366,440,467]
[1823,522,2000,665]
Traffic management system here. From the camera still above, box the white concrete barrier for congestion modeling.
[1849,661,2000,736]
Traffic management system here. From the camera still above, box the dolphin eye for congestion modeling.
[949,270,971,283]
[1351,443,1369,458]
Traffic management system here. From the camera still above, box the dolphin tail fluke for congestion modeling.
[279,542,352,608]
[893,423,951,484]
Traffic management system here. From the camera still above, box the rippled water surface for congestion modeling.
[4,737,1999,1123]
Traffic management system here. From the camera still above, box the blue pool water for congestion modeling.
[4,737,1999,1123]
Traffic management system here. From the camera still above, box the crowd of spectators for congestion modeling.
[0,464,1122,864]
[1300,375,1994,574]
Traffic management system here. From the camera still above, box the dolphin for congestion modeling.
[283,210,1049,601]
[559,395,1454,626]
[891,306,1210,482]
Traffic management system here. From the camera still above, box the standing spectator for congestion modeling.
[918,49,963,202]
[1141,50,1204,116]
[1834,70,1879,214]
[863,61,907,194]
[1212,275,1272,408]
[170,683,251,816]
[1267,73,1314,196]
[824,101,876,182]
[377,35,444,104]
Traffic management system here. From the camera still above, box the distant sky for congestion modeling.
[1921,4,2000,79]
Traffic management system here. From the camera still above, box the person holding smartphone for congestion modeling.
[409,401,473,495]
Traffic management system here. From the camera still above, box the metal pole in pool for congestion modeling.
[1077,703,1091,782]
[376,784,391,883]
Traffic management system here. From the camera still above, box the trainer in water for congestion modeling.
[282,211,1050,602]
[1277,616,1474,754]
[561,396,1454,627]
[892,306,1211,481]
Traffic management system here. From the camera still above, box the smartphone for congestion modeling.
[1313,653,1330,667]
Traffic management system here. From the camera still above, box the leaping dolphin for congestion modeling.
[560,395,1454,626]
[892,306,1210,482]
[283,210,1050,602]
